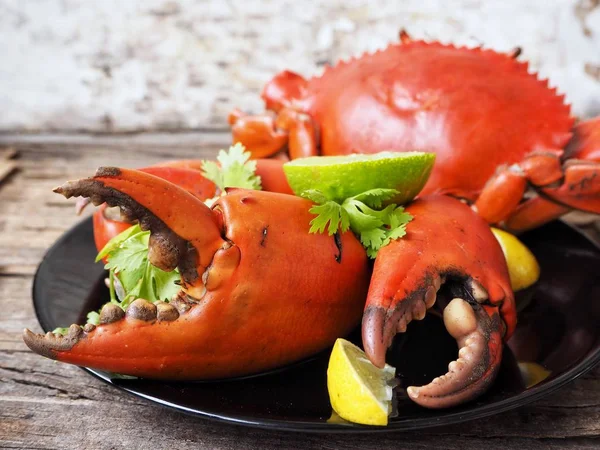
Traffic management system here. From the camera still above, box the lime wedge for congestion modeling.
[283,151,435,204]
[327,338,396,426]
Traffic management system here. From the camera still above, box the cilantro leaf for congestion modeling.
[304,188,413,258]
[95,223,182,309]
[87,311,100,326]
[308,201,350,235]
[52,327,70,336]
[95,224,142,262]
[200,160,221,188]
[55,223,183,336]
[388,208,412,232]
[105,233,149,293]
[343,199,386,231]
[351,188,400,209]
[301,189,330,205]
[150,266,181,302]
[360,228,387,251]
[202,143,262,192]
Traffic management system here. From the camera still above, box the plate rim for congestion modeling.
[32,216,600,433]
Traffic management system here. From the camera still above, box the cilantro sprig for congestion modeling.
[302,188,413,258]
[97,224,181,308]
[52,225,182,335]
[201,143,261,195]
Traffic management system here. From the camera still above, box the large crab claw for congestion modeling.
[23,168,370,379]
[363,195,516,408]
[90,159,294,254]
[90,165,218,253]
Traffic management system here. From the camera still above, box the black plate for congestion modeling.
[32,218,600,432]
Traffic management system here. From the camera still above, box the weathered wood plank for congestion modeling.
[0,134,599,449]
[0,133,231,275]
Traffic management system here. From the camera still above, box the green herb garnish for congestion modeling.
[302,188,413,258]
[52,327,69,336]
[201,143,261,192]
[74,224,182,329]
[98,224,181,308]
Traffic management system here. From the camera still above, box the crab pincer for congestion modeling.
[23,168,370,379]
[362,195,516,408]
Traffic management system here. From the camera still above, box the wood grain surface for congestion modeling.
[0,133,599,450]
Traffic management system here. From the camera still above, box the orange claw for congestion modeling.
[24,169,370,380]
[362,195,515,408]
[57,168,225,298]
[229,109,288,158]
[92,159,293,252]
[91,165,217,252]
[139,166,217,200]
[230,68,318,159]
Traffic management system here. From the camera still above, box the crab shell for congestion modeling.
[231,33,600,231]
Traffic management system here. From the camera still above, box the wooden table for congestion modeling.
[1,133,599,450]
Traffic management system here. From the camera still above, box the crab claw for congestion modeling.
[53,167,225,298]
[362,195,516,408]
[24,168,370,379]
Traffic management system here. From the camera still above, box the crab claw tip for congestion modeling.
[22,325,83,360]
[362,307,387,368]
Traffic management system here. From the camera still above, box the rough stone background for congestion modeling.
[0,0,599,132]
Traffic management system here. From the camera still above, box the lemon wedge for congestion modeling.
[518,362,551,388]
[327,338,396,426]
[491,228,541,292]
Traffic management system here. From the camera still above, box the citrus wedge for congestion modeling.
[327,338,396,426]
[518,362,552,388]
[283,151,435,204]
[491,228,541,291]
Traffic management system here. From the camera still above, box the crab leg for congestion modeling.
[362,195,515,408]
[230,108,318,160]
[503,196,570,232]
[229,70,318,159]
[228,109,288,158]
[23,168,370,379]
[476,117,600,228]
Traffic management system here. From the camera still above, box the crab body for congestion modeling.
[231,33,600,231]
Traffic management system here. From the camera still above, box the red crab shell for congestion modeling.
[276,40,574,199]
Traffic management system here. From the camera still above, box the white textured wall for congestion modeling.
[1,0,599,132]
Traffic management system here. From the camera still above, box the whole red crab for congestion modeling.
[23,32,599,412]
